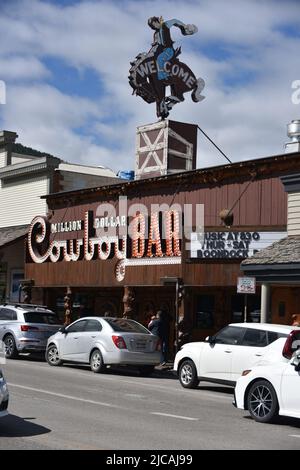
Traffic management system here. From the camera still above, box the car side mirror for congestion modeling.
[59,326,67,334]
[205,335,215,344]
[291,351,300,371]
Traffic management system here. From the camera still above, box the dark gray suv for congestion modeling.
[0,303,61,358]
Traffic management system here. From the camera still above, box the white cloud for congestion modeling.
[0,0,299,171]
[0,56,49,81]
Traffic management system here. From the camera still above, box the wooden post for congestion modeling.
[64,286,73,326]
[122,286,135,319]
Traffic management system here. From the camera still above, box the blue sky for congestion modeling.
[0,0,300,171]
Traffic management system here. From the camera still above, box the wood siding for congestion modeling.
[0,151,6,168]
[26,173,288,288]
[0,175,48,227]
[287,192,300,235]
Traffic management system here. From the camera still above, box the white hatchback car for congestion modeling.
[46,316,161,375]
[0,368,9,418]
[174,323,300,388]
[234,349,300,423]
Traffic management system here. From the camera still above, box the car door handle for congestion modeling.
[255,353,262,356]
[224,350,232,353]
[73,337,79,339]
[91,335,96,338]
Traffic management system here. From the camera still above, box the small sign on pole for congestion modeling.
[237,277,256,323]
[237,277,256,294]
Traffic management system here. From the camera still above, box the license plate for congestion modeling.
[135,341,146,350]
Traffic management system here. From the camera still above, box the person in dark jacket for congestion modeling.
[148,310,169,365]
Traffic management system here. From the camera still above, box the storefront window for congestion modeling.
[231,294,261,323]
[195,295,214,328]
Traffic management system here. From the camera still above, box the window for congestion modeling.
[278,302,286,317]
[105,319,150,334]
[10,269,24,302]
[66,320,87,333]
[195,295,214,328]
[242,328,268,347]
[24,312,60,324]
[85,319,102,332]
[267,331,287,345]
[213,326,246,345]
[0,308,17,321]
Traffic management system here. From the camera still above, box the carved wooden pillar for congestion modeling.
[64,286,73,326]
[122,286,135,319]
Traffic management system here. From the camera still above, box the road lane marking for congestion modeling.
[8,383,120,409]
[5,360,232,401]
[289,435,300,438]
[151,412,198,421]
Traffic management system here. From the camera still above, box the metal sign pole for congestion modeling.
[244,294,248,322]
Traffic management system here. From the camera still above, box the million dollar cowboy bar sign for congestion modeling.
[27,200,184,282]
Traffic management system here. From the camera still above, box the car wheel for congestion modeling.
[247,379,279,423]
[46,344,63,366]
[4,334,18,359]
[90,349,106,373]
[179,359,199,389]
[139,365,155,376]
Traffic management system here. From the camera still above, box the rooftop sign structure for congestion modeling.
[129,16,205,119]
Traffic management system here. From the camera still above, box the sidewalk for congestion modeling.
[154,362,175,377]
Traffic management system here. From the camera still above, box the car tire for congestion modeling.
[139,365,155,376]
[4,334,18,359]
[46,344,63,366]
[247,379,279,423]
[178,359,199,389]
[90,349,106,373]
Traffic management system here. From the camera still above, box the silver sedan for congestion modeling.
[46,317,161,375]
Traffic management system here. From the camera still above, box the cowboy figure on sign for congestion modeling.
[129,16,205,119]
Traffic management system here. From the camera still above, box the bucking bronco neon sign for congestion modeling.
[129,16,205,119]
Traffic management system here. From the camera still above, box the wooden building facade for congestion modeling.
[25,150,300,355]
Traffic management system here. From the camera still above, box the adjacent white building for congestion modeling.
[0,130,122,302]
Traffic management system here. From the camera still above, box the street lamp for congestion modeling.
[160,276,183,354]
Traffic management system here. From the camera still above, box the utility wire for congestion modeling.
[197,125,232,164]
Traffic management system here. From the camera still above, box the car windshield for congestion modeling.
[24,312,61,325]
[105,318,150,334]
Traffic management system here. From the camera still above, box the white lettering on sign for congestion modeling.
[190,231,287,259]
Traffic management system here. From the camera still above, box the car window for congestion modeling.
[242,328,268,347]
[267,331,287,345]
[85,319,102,332]
[67,320,87,333]
[24,312,60,324]
[0,308,17,321]
[105,319,150,334]
[213,326,246,345]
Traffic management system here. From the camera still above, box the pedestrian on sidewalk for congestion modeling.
[148,310,169,365]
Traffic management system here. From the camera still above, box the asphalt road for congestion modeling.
[1,356,300,450]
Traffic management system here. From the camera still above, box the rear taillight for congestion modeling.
[20,325,39,332]
[282,330,299,359]
[112,335,127,349]
[156,339,161,351]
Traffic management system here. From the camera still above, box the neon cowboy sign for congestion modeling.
[28,209,182,282]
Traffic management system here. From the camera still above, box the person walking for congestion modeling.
[148,310,169,365]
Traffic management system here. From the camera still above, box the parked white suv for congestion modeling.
[174,323,300,388]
